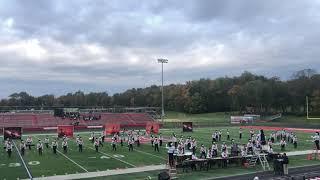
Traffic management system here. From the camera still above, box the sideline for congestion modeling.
[203,163,320,180]
[30,164,165,180]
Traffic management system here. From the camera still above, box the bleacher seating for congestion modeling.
[0,112,154,130]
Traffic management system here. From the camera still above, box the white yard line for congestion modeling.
[86,146,136,168]
[286,150,314,156]
[56,150,89,172]
[13,141,33,179]
[134,149,167,160]
[30,164,166,180]
[34,136,89,173]
[77,134,137,167]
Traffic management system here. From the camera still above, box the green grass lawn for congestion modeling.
[165,111,229,123]
[0,126,319,179]
[164,111,320,128]
[0,144,29,180]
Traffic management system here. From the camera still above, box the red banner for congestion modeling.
[57,125,74,138]
[105,123,120,135]
[146,122,159,134]
[3,127,22,139]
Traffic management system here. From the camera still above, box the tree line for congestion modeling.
[1,69,320,115]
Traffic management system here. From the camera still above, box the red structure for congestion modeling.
[146,122,159,134]
[105,123,120,135]
[57,125,74,138]
[0,112,155,132]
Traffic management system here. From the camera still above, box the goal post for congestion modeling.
[306,96,320,120]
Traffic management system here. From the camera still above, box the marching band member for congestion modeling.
[241,145,247,157]
[159,133,163,147]
[62,139,68,153]
[253,142,261,154]
[267,138,273,148]
[6,141,13,158]
[186,137,191,150]
[137,134,140,147]
[240,145,247,165]
[247,139,253,154]
[221,142,227,153]
[281,130,286,140]
[98,136,103,147]
[231,140,239,156]
[90,132,95,143]
[270,132,276,143]
[128,138,134,152]
[250,129,255,138]
[133,132,137,145]
[252,134,257,144]
[101,132,106,143]
[313,132,320,150]
[177,143,184,155]
[212,131,216,143]
[4,138,9,151]
[177,144,183,155]
[207,148,213,158]
[111,137,117,151]
[77,137,84,152]
[20,140,26,156]
[63,135,68,141]
[172,134,177,149]
[52,140,58,154]
[94,139,99,152]
[255,140,261,152]
[191,138,197,155]
[151,135,154,147]
[239,128,243,139]
[221,150,228,168]
[276,131,281,141]
[211,142,218,157]
[181,141,186,154]
[293,135,298,149]
[227,129,230,141]
[44,136,50,148]
[179,136,184,146]
[280,138,286,151]
[218,130,222,141]
[289,132,294,143]
[120,134,124,147]
[37,140,43,156]
[267,145,274,154]
[167,143,175,167]
[154,137,159,152]
[26,136,33,150]
[199,144,206,159]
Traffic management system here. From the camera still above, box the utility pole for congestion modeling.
[157,58,168,123]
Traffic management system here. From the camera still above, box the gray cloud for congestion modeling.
[0,0,319,98]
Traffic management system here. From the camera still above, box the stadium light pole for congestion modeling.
[158,58,168,123]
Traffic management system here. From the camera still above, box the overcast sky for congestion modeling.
[0,0,319,98]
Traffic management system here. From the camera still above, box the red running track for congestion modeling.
[240,126,320,133]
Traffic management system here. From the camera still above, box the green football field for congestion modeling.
[0,127,319,180]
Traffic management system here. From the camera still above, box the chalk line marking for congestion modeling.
[13,141,33,179]
[133,149,166,160]
[87,146,136,168]
[34,136,89,173]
